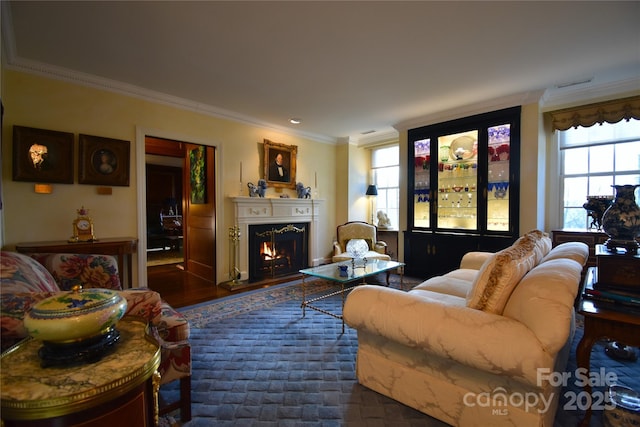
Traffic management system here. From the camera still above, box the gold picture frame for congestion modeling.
[263,139,297,190]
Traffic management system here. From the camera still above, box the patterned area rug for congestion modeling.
[159,275,639,426]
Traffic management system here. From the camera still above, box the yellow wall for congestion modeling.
[1,70,337,285]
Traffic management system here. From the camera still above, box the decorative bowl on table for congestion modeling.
[346,239,369,259]
[24,286,127,366]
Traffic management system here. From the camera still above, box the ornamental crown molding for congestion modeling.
[394,90,545,132]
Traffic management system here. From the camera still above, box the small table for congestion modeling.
[300,259,405,333]
[576,267,640,426]
[16,237,138,289]
[1,318,160,426]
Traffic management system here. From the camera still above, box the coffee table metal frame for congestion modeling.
[300,259,405,333]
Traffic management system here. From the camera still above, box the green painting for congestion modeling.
[190,146,206,204]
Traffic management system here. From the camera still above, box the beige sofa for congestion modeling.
[343,230,588,427]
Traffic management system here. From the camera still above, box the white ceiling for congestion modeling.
[2,1,639,144]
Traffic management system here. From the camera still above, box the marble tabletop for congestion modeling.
[1,317,160,420]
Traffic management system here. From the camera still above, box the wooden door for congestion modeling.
[183,144,216,282]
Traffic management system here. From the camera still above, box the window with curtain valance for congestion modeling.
[549,95,640,131]
[551,96,640,229]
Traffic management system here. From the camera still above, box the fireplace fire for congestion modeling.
[249,223,308,282]
[260,242,291,271]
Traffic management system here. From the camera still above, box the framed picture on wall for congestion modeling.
[189,145,207,204]
[12,125,74,184]
[263,139,297,190]
[78,134,130,186]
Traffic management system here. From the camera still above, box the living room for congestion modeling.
[1,2,638,289]
[1,2,639,426]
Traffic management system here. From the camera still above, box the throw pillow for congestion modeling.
[523,229,552,263]
[466,233,541,314]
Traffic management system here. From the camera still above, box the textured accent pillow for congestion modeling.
[523,229,552,264]
[466,233,542,314]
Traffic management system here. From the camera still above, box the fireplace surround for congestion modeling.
[230,197,324,282]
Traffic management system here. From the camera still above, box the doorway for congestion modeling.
[144,136,217,285]
[146,163,184,267]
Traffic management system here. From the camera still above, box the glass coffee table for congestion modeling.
[300,259,405,333]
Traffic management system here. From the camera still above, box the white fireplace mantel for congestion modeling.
[230,197,324,281]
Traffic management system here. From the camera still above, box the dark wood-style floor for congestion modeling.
[147,262,301,308]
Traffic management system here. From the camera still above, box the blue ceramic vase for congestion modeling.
[601,184,640,252]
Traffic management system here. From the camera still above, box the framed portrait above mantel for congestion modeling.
[12,125,74,184]
[78,134,130,186]
[263,139,297,190]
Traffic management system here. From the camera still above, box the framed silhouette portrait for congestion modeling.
[263,139,297,190]
[12,126,74,184]
[78,134,130,186]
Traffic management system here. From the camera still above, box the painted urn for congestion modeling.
[25,286,127,343]
[601,184,640,253]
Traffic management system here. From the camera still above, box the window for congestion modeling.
[371,145,399,229]
[559,119,640,229]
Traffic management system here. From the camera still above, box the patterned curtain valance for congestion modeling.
[549,95,640,131]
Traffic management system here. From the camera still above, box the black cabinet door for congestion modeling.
[408,106,520,237]
[404,231,516,278]
[405,107,521,279]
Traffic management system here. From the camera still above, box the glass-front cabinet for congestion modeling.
[406,106,521,277]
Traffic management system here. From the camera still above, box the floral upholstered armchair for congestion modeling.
[0,251,192,421]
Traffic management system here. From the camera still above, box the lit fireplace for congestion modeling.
[231,197,324,282]
[260,241,291,271]
[249,223,308,282]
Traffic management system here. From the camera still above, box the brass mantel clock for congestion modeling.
[69,206,97,242]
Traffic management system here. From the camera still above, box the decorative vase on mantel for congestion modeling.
[601,184,640,254]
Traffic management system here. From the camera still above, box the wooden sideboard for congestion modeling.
[16,237,137,289]
[1,318,160,427]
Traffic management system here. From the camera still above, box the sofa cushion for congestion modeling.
[0,251,60,293]
[466,232,546,314]
[540,241,589,265]
[413,274,474,298]
[503,258,583,354]
[409,288,468,306]
[30,253,122,290]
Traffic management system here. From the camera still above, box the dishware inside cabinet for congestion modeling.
[406,106,521,278]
